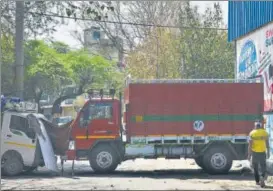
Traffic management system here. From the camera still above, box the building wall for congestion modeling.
[228,1,273,42]
[236,22,273,111]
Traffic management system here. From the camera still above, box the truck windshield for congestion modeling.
[88,103,112,120]
[82,102,113,122]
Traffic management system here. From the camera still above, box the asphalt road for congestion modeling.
[2,159,273,190]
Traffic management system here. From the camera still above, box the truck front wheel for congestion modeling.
[89,144,119,173]
[202,147,233,175]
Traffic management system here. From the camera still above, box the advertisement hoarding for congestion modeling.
[236,22,273,111]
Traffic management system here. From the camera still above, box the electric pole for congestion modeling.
[15,1,24,99]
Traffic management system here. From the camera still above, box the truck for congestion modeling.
[59,78,264,175]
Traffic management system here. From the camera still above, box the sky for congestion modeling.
[51,1,228,49]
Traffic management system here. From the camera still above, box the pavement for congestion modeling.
[2,159,273,190]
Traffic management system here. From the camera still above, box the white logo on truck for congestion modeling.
[193,120,204,132]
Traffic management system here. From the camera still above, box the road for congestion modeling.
[2,159,273,190]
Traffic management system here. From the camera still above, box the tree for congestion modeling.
[63,49,124,91]
[125,2,234,80]
[125,28,181,79]
[23,40,71,110]
[70,1,183,53]
[178,2,234,79]
[1,33,15,95]
[51,48,125,115]
[1,1,114,36]
[1,1,115,98]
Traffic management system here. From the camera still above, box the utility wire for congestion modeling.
[28,11,228,31]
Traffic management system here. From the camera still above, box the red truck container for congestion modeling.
[64,79,264,175]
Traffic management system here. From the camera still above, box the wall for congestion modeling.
[228,1,273,42]
[236,22,273,111]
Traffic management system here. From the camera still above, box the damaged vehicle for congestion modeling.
[1,97,72,176]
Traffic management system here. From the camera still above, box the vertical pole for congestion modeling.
[15,1,24,99]
[234,40,237,79]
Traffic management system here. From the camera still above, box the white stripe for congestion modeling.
[130,136,249,144]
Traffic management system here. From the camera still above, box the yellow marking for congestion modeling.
[5,142,35,149]
[163,134,178,137]
[180,134,191,136]
[76,135,116,139]
[207,134,219,136]
[193,134,204,136]
[135,115,143,122]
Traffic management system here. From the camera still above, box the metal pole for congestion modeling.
[15,1,25,99]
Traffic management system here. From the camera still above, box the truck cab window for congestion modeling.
[79,102,113,128]
[9,115,36,139]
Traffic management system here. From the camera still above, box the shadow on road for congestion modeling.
[2,168,254,181]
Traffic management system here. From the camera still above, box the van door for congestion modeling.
[2,114,37,167]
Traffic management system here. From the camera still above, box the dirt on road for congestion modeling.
[2,159,273,190]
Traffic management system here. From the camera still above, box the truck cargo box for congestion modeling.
[124,79,264,141]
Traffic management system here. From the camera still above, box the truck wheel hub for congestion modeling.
[210,153,227,169]
[96,151,113,169]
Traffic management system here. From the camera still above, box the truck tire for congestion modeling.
[202,146,233,175]
[195,156,205,169]
[2,152,23,176]
[89,144,119,173]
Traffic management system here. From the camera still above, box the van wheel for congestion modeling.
[2,152,23,176]
[89,145,119,173]
[202,147,233,175]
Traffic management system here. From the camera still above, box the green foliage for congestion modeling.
[63,49,124,91]
[23,40,71,102]
[126,28,181,79]
[126,2,235,80]
[1,34,15,94]
[178,2,235,79]
[1,38,124,102]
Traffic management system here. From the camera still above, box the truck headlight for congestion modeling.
[69,140,75,150]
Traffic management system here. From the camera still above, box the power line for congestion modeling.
[28,12,228,31]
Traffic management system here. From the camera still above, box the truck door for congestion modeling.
[75,101,119,150]
[2,114,37,167]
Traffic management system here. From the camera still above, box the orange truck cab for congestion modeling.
[63,78,264,175]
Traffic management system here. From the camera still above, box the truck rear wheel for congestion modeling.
[202,147,233,175]
[2,152,23,176]
[89,144,119,173]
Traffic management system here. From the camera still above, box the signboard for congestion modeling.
[236,22,273,111]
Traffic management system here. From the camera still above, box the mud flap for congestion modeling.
[37,120,59,173]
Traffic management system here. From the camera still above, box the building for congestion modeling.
[83,26,125,68]
[228,1,273,173]
[228,1,273,112]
